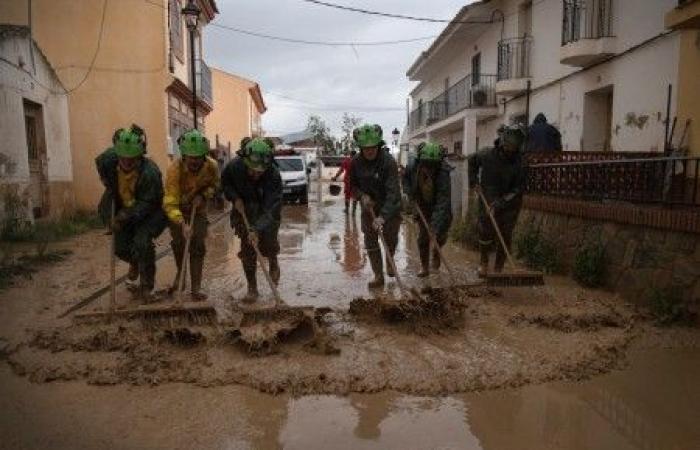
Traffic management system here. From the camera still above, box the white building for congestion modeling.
[0,25,74,222]
[406,0,680,157]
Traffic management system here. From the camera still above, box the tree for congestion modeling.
[340,113,363,153]
[306,115,336,154]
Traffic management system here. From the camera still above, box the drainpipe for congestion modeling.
[525,80,532,126]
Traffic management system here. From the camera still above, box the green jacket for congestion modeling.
[221,157,282,233]
[468,147,525,213]
[349,149,401,221]
[403,160,453,235]
[95,148,167,233]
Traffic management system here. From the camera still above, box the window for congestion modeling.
[169,0,184,62]
[471,53,481,86]
[277,158,304,172]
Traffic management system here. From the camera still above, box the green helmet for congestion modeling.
[178,129,209,157]
[243,137,274,172]
[353,124,383,148]
[418,141,442,162]
[113,128,145,158]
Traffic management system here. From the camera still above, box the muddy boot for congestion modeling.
[432,248,441,271]
[125,262,139,292]
[268,257,280,285]
[135,261,156,304]
[417,245,430,278]
[494,252,506,274]
[242,266,259,303]
[367,250,385,289]
[189,256,207,302]
[385,250,396,278]
[478,247,490,278]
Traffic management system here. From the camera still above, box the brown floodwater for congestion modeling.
[1,182,699,449]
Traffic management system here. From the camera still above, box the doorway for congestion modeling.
[23,99,48,218]
[583,85,614,151]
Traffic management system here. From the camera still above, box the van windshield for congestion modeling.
[277,158,304,172]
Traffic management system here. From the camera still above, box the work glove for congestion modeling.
[180,220,192,239]
[373,216,385,232]
[233,198,245,215]
[490,197,506,213]
[360,194,374,210]
[248,230,259,247]
[192,194,204,209]
[111,209,130,232]
[471,184,482,195]
[332,175,338,182]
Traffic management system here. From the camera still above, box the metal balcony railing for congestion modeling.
[497,37,532,81]
[196,59,213,106]
[409,74,497,132]
[562,0,614,45]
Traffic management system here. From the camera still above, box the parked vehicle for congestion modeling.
[275,150,309,204]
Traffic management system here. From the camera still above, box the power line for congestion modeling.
[62,0,108,94]
[299,0,493,24]
[209,23,436,46]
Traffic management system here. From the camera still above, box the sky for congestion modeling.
[203,0,474,139]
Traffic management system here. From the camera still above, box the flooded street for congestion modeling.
[1,186,699,449]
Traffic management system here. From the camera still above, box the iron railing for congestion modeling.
[196,59,213,106]
[562,0,614,45]
[497,37,532,81]
[526,157,700,207]
[409,73,497,132]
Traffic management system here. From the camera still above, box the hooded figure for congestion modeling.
[468,126,526,276]
[525,113,562,153]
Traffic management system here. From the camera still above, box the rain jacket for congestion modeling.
[95,148,167,233]
[403,160,453,235]
[163,156,220,224]
[349,148,401,221]
[221,157,282,233]
[525,113,562,153]
[468,146,525,214]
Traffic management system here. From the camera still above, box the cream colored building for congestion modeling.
[0,0,218,209]
[205,68,266,159]
[0,25,74,221]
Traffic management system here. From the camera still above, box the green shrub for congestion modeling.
[648,287,697,326]
[514,224,559,273]
[1,210,102,242]
[573,240,607,287]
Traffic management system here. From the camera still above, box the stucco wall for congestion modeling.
[677,29,700,157]
[0,32,74,220]
[205,68,261,150]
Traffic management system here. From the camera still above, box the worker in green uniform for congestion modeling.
[221,137,282,302]
[95,126,167,301]
[349,124,402,288]
[403,141,453,277]
[468,126,526,276]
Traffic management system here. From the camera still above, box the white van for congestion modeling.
[275,150,309,204]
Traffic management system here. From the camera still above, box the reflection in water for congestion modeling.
[350,394,392,440]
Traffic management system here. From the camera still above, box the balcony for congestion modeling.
[561,0,616,67]
[496,37,532,96]
[196,59,213,107]
[409,74,497,133]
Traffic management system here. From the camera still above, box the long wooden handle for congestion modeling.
[476,189,518,269]
[175,203,198,305]
[109,200,116,318]
[367,208,409,297]
[239,207,282,305]
[415,206,456,283]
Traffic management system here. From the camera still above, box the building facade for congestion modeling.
[205,68,266,159]
[406,0,682,157]
[0,0,218,209]
[0,25,74,222]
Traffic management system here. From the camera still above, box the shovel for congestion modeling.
[414,206,458,285]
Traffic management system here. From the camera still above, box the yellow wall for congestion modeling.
[0,0,170,209]
[676,29,700,156]
[205,68,262,151]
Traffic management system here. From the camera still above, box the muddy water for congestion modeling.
[1,348,698,449]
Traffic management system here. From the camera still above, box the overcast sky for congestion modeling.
[204,0,474,139]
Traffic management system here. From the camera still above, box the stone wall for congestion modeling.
[517,204,700,304]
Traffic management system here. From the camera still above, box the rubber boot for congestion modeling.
[494,250,506,274]
[385,248,396,278]
[189,255,207,301]
[478,246,490,278]
[136,260,156,303]
[432,248,441,271]
[268,256,280,285]
[125,262,139,292]
[367,250,385,289]
[243,265,259,303]
[417,245,430,278]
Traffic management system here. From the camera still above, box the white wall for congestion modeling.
[0,32,73,218]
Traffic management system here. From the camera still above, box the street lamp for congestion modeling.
[391,128,400,147]
[182,0,201,130]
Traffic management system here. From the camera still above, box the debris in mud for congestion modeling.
[509,311,626,332]
[162,328,205,347]
[349,286,468,332]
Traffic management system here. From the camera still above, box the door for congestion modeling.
[583,86,614,151]
[23,99,48,218]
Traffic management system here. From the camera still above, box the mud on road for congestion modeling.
[1,200,698,397]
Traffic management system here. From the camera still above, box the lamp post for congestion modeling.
[182,0,201,130]
[391,128,400,148]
